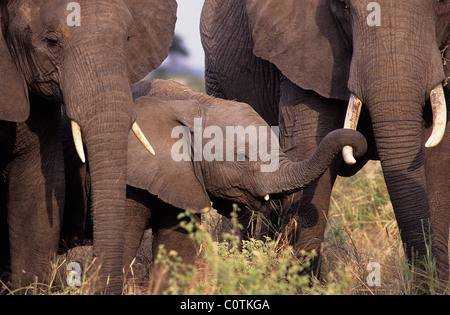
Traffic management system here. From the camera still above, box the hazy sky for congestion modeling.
[175,0,205,71]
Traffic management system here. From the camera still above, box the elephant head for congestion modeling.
[127,79,367,214]
[246,0,449,269]
[0,0,176,293]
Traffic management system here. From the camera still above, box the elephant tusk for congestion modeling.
[132,122,156,155]
[425,84,447,148]
[71,120,86,164]
[342,94,363,165]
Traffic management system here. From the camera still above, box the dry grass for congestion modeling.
[324,160,449,294]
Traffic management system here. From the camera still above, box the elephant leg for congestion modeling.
[423,125,450,283]
[150,206,200,294]
[279,78,346,277]
[123,186,152,273]
[5,104,65,290]
[0,180,10,284]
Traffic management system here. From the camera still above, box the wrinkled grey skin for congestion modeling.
[0,0,176,294]
[61,79,367,293]
[200,0,450,283]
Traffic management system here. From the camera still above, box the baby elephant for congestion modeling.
[61,79,367,292]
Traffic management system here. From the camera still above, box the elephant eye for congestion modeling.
[340,0,349,10]
[42,32,62,49]
[45,37,59,47]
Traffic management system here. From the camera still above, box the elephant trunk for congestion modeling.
[83,112,130,294]
[355,52,439,266]
[369,99,433,263]
[267,129,367,196]
[62,46,135,294]
[351,74,437,270]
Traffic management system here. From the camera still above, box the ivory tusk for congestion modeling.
[71,121,86,164]
[342,94,363,165]
[425,84,447,148]
[132,122,156,155]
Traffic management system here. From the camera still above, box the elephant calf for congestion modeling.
[61,79,367,292]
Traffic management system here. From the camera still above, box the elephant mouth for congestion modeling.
[341,84,448,165]
[71,120,155,163]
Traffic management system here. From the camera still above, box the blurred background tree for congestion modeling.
[149,34,205,93]
[170,35,189,57]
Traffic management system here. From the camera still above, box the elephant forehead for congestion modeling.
[38,2,71,37]
[40,1,67,19]
[133,96,202,126]
[11,1,68,26]
[204,101,269,129]
[10,0,132,38]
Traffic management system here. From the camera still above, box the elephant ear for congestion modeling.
[123,0,177,83]
[246,0,352,101]
[0,9,29,122]
[127,95,211,213]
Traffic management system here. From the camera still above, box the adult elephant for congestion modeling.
[0,0,176,294]
[201,0,450,283]
[61,78,367,293]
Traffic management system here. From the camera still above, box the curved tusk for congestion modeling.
[425,84,447,148]
[71,121,86,164]
[342,94,363,165]
[132,122,156,155]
